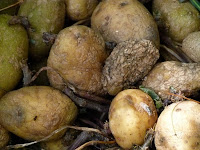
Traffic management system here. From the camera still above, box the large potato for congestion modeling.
[65,0,98,21]
[0,14,28,96]
[153,0,200,42]
[0,124,9,149]
[47,25,108,95]
[155,101,200,150]
[91,0,160,48]
[18,0,65,60]
[0,86,78,141]
[109,89,158,149]
[182,31,200,62]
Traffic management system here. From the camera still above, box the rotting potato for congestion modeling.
[0,0,18,15]
[155,101,200,150]
[47,25,108,95]
[153,0,200,42]
[0,14,28,96]
[102,39,159,96]
[0,86,78,141]
[109,89,158,149]
[91,0,160,48]
[142,61,200,100]
[18,0,65,61]
[0,124,9,149]
[65,0,98,21]
[182,31,200,62]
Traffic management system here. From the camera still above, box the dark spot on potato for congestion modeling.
[185,140,188,143]
[125,95,134,105]
[119,1,128,7]
[105,16,110,21]
[175,108,181,112]
[34,116,38,121]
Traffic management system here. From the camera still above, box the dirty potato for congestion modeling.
[182,31,200,62]
[109,89,158,149]
[91,0,160,48]
[142,61,200,100]
[153,0,200,42]
[47,25,108,95]
[0,86,78,141]
[155,101,200,150]
[0,124,9,149]
[65,0,98,21]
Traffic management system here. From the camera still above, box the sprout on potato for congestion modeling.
[109,89,158,149]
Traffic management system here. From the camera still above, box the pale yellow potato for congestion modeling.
[109,89,158,149]
[0,86,78,141]
[91,0,160,48]
[155,101,200,150]
[65,0,98,21]
[0,124,9,149]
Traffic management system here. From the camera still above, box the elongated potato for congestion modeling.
[109,89,157,149]
[47,25,108,95]
[91,0,160,48]
[0,86,78,141]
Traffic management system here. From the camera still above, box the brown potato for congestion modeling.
[0,124,9,149]
[0,86,78,141]
[91,0,160,48]
[47,25,108,95]
[109,89,157,149]
[153,0,200,42]
[142,61,200,100]
[182,31,200,62]
[65,0,98,21]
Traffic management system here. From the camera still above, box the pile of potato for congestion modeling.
[0,0,200,149]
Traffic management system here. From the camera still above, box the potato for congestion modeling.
[155,101,200,150]
[65,0,98,21]
[0,86,78,141]
[91,0,160,48]
[142,61,200,100]
[153,0,200,42]
[182,31,200,62]
[0,0,18,15]
[47,25,108,95]
[18,0,65,60]
[109,89,158,149]
[0,14,28,95]
[0,124,9,149]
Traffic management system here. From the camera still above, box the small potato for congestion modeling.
[47,25,108,95]
[153,0,200,42]
[65,0,98,21]
[109,89,158,149]
[142,61,200,100]
[91,0,160,48]
[155,101,200,150]
[182,31,200,62]
[0,124,9,149]
[0,86,78,141]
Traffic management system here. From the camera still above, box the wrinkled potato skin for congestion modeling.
[0,86,78,141]
[109,89,157,149]
[153,0,200,42]
[65,0,98,21]
[155,101,200,150]
[18,0,65,60]
[47,25,108,95]
[0,14,28,93]
[142,61,200,100]
[182,31,200,62]
[0,124,9,149]
[91,0,160,48]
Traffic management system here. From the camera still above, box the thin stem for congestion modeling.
[0,0,23,12]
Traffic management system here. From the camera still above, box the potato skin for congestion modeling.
[0,86,78,141]
[0,14,28,93]
[182,31,200,62]
[155,101,200,150]
[47,25,108,95]
[65,0,98,21]
[0,124,9,149]
[153,0,200,42]
[109,89,157,149]
[91,0,160,48]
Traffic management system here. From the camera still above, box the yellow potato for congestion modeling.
[0,86,78,141]
[109,89,157,149]
[155,101,200,150]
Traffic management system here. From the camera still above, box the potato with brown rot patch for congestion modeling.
[0,86,78,141]
[155,101,200,150]
[109,89,158,149]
